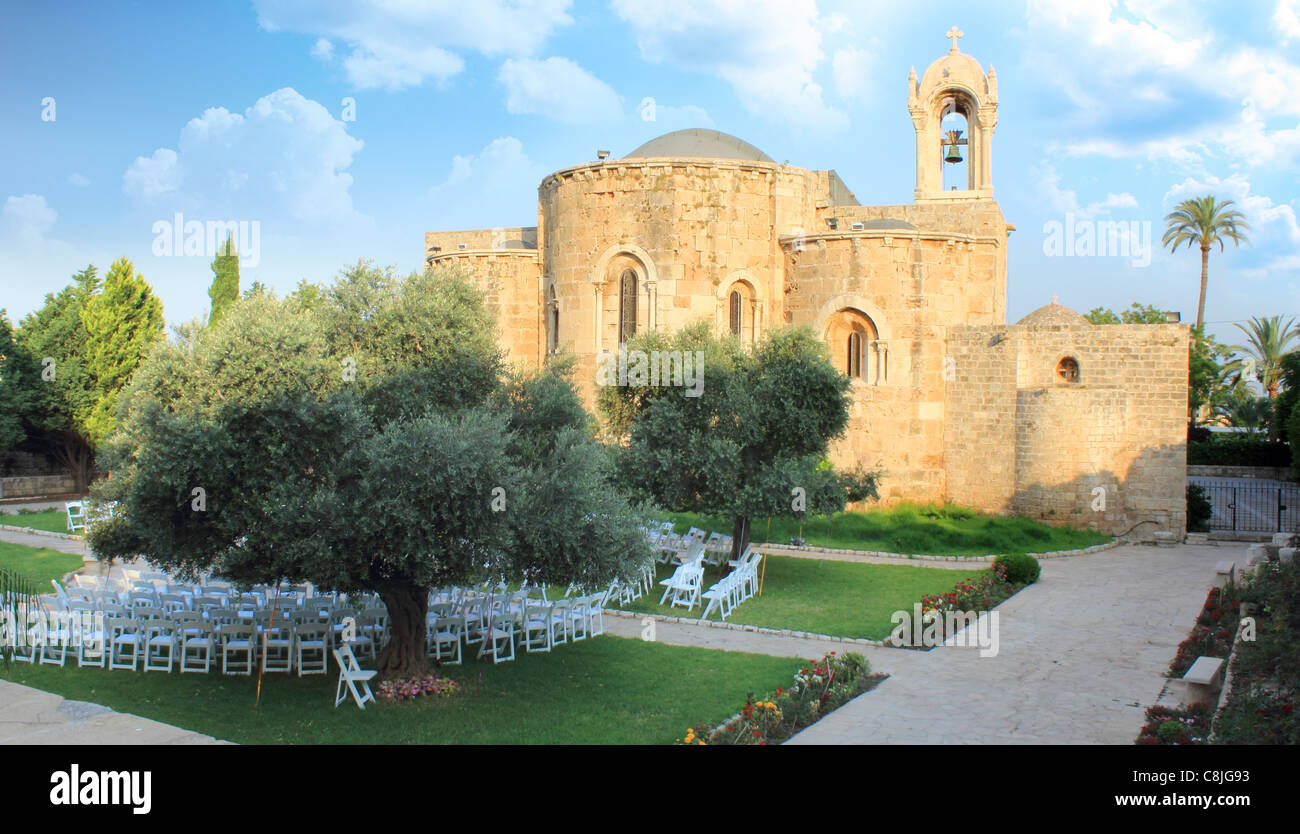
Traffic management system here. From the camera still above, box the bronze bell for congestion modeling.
[944,142,963,164]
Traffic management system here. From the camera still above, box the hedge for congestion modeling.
[1187,439,1290,467]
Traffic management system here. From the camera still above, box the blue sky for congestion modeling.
[2,0,1298,347]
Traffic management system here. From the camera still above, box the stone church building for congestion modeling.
[426,36,1190,538]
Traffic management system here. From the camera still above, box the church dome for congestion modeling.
[625,129,774,163]
[1017,301,1090,327]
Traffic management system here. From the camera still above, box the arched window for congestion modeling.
[824,308,878,382]
[847,331,865,378]
[619,270,637,345]
[729,290,743,335]
[1057,357,1080,384]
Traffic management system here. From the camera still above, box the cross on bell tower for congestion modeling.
[908,28,998,202]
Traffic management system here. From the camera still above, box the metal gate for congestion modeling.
[1190,479,1300,533]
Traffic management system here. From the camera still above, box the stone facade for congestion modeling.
[424,37,1189,539]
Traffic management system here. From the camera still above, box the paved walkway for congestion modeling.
[0,680,226,745]
[0,528,87,557]
[788,542,1239,744]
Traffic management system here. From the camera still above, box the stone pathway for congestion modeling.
[788,542,1240,744]
[0,680,226,745]
[0,528,88,557]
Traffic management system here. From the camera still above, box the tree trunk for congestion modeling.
[725,515,751,576]
[1196,246,1210,332]
[375,582,432,681]
[48,434,93,494]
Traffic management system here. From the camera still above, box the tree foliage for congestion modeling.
[0,310,40,453]
[80,257,165,444]
[15,266,102,489]
[602,323,878,560]
[1161,195,1251,330]
[1084,302,1170,325]
[207,234,240,327]
[90,265,649,680]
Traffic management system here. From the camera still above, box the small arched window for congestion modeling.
[1057,356,1080,384]
[619,270,637,345]
[729,290,743,336]
[847,331,865,379]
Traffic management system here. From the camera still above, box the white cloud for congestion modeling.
[254,0,574,90]
[831,46,877,104]
[1036,165,1139,219]
[1024,0,1300,169]
[1277,0,1300,43]
[2,195,57,244]
[67,173,90,187]
[122,88,364,226]
[310,37,334,60]
[1164,173,1300,246]
[498,57,621,124]
[428,137,545,228]
[612,0,847,130]
[343,42,463,90]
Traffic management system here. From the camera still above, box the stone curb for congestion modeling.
[606,607,895,648]
[0,524,83,542]
[754,538,1121,564]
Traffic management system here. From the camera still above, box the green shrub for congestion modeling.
[1186,484,1213,532]
[1156,720,1191,743]
[994,553,1040,585]
[1188,438,1290,467]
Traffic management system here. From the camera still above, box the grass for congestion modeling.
[0,636,801,745]
[666,502,1110,556]
[623,555,987,640]
[0,541,84,588]
[0,509,74,535]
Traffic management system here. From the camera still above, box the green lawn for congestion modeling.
[0,509,74,535]
[0,541,84,588]
[623,555,987,640]
[0,636,801,744]
[666,503,1109,556]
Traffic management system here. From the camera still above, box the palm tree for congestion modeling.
[1162,196,1251,330]
[1229,315,1300,398]
[1213,382,1272,432]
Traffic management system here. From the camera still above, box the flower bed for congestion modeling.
[679,651,883,745]
[919,561,1012,615]
[376,675,459,703]
[1167,587,1237,678]
[1213,559,1300,744]
[1135,704,1214,745]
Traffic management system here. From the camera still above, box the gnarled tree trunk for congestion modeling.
[375,582,432,681]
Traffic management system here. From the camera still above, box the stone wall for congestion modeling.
[945,322,1190,537]
[0,475,76,499]
[427,250,542,370]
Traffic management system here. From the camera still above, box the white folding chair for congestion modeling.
[65,501,86,533]
[220,623,257,675]
[143,621,178,672]
[478,612,516,663]
[429,616,463,664]
[108,617,142,671]
[179,622,214,673]
[295,623,329,676]
[333,644,377,709]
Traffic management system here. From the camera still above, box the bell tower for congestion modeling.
[909,27,998,202]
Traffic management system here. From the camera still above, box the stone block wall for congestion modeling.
[944,322,1190,536]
